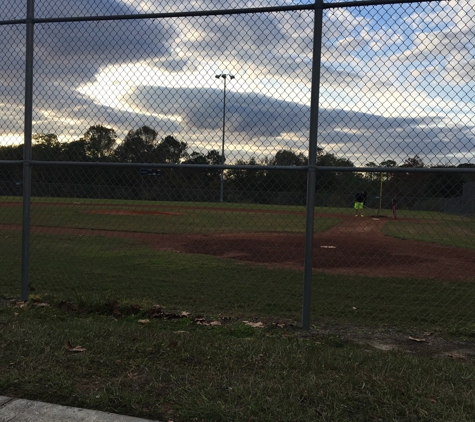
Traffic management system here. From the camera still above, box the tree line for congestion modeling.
[0,124,474,204]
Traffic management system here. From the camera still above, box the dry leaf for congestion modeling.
[448,352,467,360]
[35,303,50,308]
[109,300,122,317]
[243,321,265,328]
[59,301,78,313]
[408,336,426,342]
[180,311,191,317]
[210,321,222,326]
[138,319,150,324]
[126,305,141,315]
[15,302,26,308]
[149,305,164,318]
[65,341,86,353]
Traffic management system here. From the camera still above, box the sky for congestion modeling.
[0,0,474,166]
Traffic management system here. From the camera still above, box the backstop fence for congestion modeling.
[1,0,475,332]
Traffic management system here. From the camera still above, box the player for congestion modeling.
[354,190,367,217]
[391,195,397,219]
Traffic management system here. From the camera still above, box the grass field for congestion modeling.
[383,219,475,249]
[2,196,475,332]
[1,304,475,422]
[1,196,473,237]
[0,197,340,234]
[0,306,475,422]
[2,197,475,421]
[2,230,475,335]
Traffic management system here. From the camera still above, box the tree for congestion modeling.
[380,160,397,168]
[426,168,464,198]
[270,149,307,166]
[62,139,88,162]
[380,159,397,182]
[114,126,158,163]
[226,157,268,196]
[82,125,117,161]
[387,155,427,202]
[401,155,424,168]
[365,161,377,181]
[155,135,188,164]
[182,150,222,187]
[32,133,62,161]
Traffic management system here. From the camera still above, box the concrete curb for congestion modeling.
[0,396,159,422]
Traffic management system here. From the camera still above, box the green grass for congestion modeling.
[383,220,475,250]
[2,230,475,335]
[0,197,340,234]
[3,198,475,421]
[1,305,475,422]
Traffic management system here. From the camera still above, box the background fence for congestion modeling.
[1,0,475,332]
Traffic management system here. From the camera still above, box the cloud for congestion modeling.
[124,85,475,165]
[124,85,309,137]
[1,0,475,167]
[0,0,175,141]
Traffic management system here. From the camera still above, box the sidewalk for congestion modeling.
[0,396,159,422]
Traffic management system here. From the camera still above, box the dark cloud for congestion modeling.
[35,0,142,18]
[126,85,475,164]
[0,0,174,86]
[0,0,175,138]
[125,86,309,137]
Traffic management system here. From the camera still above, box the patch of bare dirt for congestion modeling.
[81,209,182,216]
[302,322,475,360]
[1,213,475,281]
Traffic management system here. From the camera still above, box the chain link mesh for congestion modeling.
[1,1,475,332]
[35,0,313,18]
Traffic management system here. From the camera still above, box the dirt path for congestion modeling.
[2,214,475,280]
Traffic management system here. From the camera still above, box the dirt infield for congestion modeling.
[2,212,475,280]
[177,217,475,280]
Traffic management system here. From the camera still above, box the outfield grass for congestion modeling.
[2,230,475,335]
[3,198,475,421]
[3,196,474,243]
[1,304,475,422]
[0,197,340,234]
[383,219,475,250]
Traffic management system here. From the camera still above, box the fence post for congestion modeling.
[20,0,35,301]
[302,0,323,329]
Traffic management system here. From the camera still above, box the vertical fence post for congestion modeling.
[302,0,323,329]
[20,0,35,301]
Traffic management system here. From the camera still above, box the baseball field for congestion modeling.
[1,196,475,333]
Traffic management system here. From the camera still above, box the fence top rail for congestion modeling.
[1,160,473,174]
[0,0,442,25]
[0,160,23,165]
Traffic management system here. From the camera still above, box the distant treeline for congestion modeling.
[1,125,474,204]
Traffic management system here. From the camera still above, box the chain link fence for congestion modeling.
[1,0,475,332]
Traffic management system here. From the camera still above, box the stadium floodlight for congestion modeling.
[215,73,235,203]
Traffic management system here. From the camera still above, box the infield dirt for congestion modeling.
[1,211,474,281]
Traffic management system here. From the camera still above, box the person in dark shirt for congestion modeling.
[354,190,367,217]
[391,195,397,219]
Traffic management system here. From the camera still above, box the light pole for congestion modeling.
[215,73,234,202]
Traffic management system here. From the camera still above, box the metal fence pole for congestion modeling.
[20,0,35,301]
[302,0,323,329]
